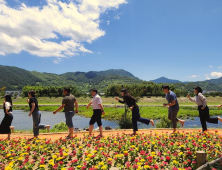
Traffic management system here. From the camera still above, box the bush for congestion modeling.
[156,115,180,128]
[117,106,133,129]
[52,122,68,131]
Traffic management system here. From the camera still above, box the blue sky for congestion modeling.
[0,0,222,81]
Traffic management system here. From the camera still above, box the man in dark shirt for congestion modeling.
[115,89,154,135]
[53,87,78,139]
[162,85,185,133]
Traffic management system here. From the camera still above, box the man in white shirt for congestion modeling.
[86,89,105,137]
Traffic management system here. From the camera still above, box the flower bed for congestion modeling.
[0,131,221,170]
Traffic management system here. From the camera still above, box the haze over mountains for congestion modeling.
[0,65,222,92]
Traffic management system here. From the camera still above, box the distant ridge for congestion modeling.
[151,76,181,84]
[0,65,141,91]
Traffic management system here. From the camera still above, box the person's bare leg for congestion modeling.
[89,125,94,136]
[99,126,103,137]
[172,128,176,134]
[69,127,74,137]
[178,119,185,127]
[7,134,10,140]
[150,119,154,126]
[218,117,222,123]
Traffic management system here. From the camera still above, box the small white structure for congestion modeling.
[5,91,22,96]
[203,90,217,94]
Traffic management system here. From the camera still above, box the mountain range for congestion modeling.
[0,65,222,92]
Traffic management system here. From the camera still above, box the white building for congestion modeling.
[203,90,217,94]
[5,91,22,96]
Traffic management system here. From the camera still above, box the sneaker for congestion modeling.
[46,125,50,132]
[65,135,71,139]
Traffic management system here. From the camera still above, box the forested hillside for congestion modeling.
[0,65,141,91]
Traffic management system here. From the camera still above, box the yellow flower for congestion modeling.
[61,168,66,170]
[151,152,156,155]
[18,157,24,161]
[52,155,57,159]
[107,158,113,161]
[130,145,136,148]
[179,152,183,156]
[180,145,184,148]
[101,166,107,170]
[6,154,11,157]
[100,148,104,150]
[5,167,13,170]
[63,152,68,156]
[77,165,82,168]
[140,159,145,162]
[137,162,142,165]
[39,165,45,168]
[79,146,83,149]
[144,165,150,169]
[123,151,128,154]
[93,150,97,154]
[173,160,178,164]
[8,161,15,167]
[99,162,104,166]
[87,154,93,158]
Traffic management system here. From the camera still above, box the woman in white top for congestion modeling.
[187,86,222,132]
[0,95,13,140]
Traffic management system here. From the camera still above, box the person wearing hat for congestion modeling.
[187,86,222,132]
[162,85,185,133]
[115,89,154,135]
[87,88,105,137]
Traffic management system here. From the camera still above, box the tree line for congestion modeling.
[2,82,222,98]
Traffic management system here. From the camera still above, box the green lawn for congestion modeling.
[7,105,222,121]
[13,96,222,105]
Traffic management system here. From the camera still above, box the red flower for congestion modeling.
[154,164,159,169]
[58,161,63,165]
[166,156,171,161]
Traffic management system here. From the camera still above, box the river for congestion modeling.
[0,110,221,130]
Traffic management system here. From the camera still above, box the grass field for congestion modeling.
[1,96,222,122]
[7,105,222,121]
[12,96,222,105]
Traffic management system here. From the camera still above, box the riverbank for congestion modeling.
[2,105,222,120]
[1,129,221,140]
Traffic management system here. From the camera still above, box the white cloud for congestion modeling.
[218,66,222,69]
[114,13,121,20]
[209,65,213,68]
[187,75,200,78]
[53,58,62,64]
[210,72,222,78]
[0,0,127,58]
[107,20,110,25]
[206,77,211,80]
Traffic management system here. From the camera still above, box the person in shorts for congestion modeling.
[86,89,105,137]
[53,87,78,139]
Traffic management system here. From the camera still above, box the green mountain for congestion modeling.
[151,76,181,84]
[0,65,141,91]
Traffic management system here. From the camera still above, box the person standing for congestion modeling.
[0,95,13,140]
[115,89,154,135]
[188,86,222,132]
[86,89,105,137]
[162,85,185,133]
[53,87,78,139]
[27,90,50,139]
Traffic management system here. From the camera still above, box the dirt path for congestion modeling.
[1,129,222,140]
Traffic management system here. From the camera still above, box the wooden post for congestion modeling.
[10,126,14,133]
[196,151,206,168]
